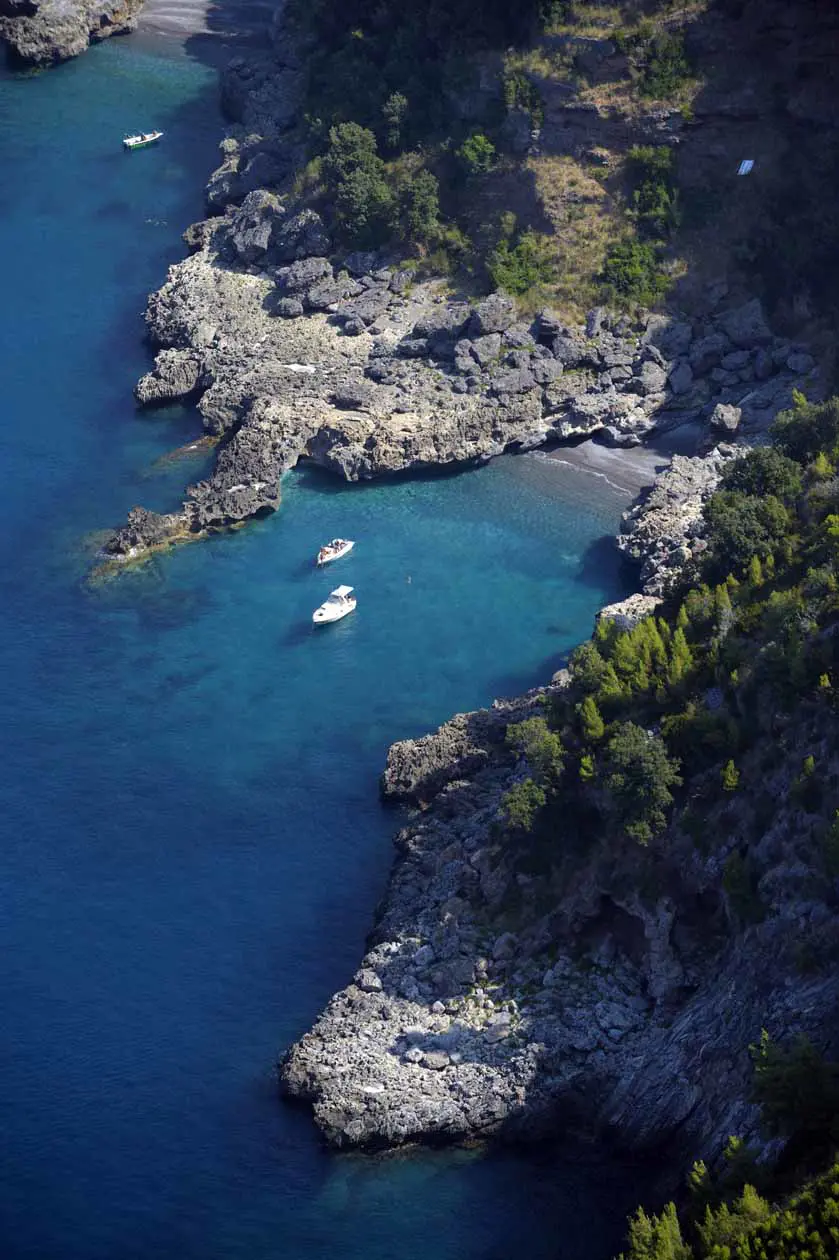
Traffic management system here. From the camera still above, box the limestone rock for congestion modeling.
[668,361,694,396]
[709,402,742,435]
[135,349,203,406]
[643,315,693,358]
[0,0,142,64]
[689,333,729,375]
[618,450,732,596]
[597,592,660,631]
[469,294,516,336]
[717,298,772,349]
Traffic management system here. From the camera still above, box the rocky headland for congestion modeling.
[279,668,839,1158]
[0,0,142,63]
[106,185,817,562]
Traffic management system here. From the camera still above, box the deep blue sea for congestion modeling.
[0,32,648,1260]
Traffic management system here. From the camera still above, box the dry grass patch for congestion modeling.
[528,153,623,317]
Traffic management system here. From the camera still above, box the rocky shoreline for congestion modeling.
[0,0,143,64]
[279,671,839,1159]
[101,9,820,564]
[101,0,836,1168]
[106,200,818,560]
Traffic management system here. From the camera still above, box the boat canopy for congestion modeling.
[331,585,354,598]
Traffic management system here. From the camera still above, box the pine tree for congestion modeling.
[632,659,651,694]
[644,619,668,672]
[579,752,595,782]
[676,604,689,632]
[668,627,694,686]
[722,759,740,792]
[612,631,640,682]
[748,554,763,587]
[599,662,624,701]
[620,1201,691,1259]
[579,695,605,742]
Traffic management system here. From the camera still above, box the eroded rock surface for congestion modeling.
[107,212,818,560]
[281,688,839,1156]
[0,0,142,63]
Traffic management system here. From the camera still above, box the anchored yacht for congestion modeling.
[313,585,356,625]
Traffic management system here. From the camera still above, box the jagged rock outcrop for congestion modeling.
[106,217,818,559]
[616,448,733,597]
[281,689,839,1156]
[0,0,142,64]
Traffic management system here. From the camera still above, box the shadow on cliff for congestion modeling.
[509,0,839,332]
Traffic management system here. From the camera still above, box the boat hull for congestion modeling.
[123,133,163,151]
[316,541,355,566]
[313,601,356,625]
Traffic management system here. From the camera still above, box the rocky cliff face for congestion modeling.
[0,0,142,63]
[280,678,839,1159]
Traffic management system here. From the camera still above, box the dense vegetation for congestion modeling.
[283,0,697,304]
[494,392,839,1255]
[500,392,839,862]
[286,0,555,269]
[617,1032,839,1257]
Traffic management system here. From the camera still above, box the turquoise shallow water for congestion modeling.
[0,34,646,1260]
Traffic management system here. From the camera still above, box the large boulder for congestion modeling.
[276,257,333,294]
[273,209,330,263]
[224,190,285,265]
[709,403,742,435]
[135,349,204,407]
[643,315,693,358]
[469,294,516,337]
[717,299,772,349]
[689,332,730,375]
[668,361,694,396]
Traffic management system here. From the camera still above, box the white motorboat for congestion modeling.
[316,538,355,566]
[313,585,356,625]
[123,131,163,151]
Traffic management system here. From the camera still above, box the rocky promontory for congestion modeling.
[0,0,142,64]
[280,678,839,1156]
[106,186,816,560]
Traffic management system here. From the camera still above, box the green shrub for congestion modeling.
[602,241,669,307]
[751,1030,839,1144]
[721,759,740,792]
[488,231,554,296]
[640,33,691,99]
[501,777,546,832]
[503,70,543,126]
[457,132,497,176]
[704,491,790,578]
[771,392,839,465]
[323,122,395,246]
[627,145,679,239]
[723,851,764,924]
[599,722,682,844]
[506,716,565,785]
[401,169,441,244]
[720,448,803,503]
[381,92,408,151]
